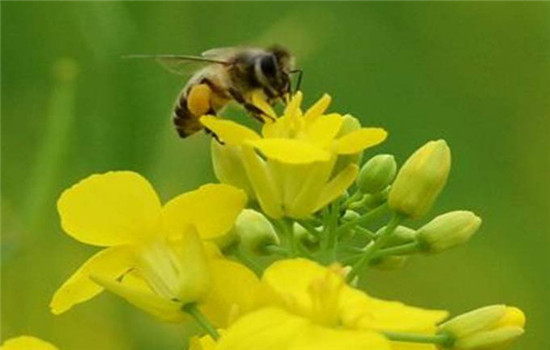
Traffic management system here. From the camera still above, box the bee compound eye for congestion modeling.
[260,55,277,77]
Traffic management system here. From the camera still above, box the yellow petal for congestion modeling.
[200,116,261,146]
[200,258,261,327]
[241,147,284,219]
[283,91,303,122]
[282,160,335,218]
[216,308,310,350]
[91,271,186,323]
[211,141,255,198]
[340,287,448,333]
[261,258,329,314]
[305,114,343,147]
[1,336,58,350]
[137,228,211,304]
[262,117,287,138]
[57,171,162,246]
[303,93,332,123]
[249,138,331,164]
[310,163,358,214]
[162,184,247,239]
[288,326,391,350]
[251,90,277,121]
[50,246,134,315]
[335,127,388,155]
[189,335,217,350]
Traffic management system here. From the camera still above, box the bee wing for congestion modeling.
[201,47,242,60]
[122,54,229,76]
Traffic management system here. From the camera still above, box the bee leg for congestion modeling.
[200,78,231,99]
[204,127,225,145]
[228,88,274,123]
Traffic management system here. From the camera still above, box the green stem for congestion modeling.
[372,241,421,259]
[353,226,377,239]
[334,202,388,238]
[183,303,220,340]
[346,213,402,282]
[326,202,340,261]
[281,219,298,256]
[343,191,364,207]
[233,249,263,277]
[383,331,452,346]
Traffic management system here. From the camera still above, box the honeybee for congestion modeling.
[127,46,300,138]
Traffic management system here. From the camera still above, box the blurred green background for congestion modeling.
[2,2,549,349]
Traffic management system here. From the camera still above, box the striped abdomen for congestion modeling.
[172,92,203,138]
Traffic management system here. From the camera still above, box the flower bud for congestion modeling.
[233,209,279,255]
[370,256,408,270]
[293,222,319,249]
[357,154,397,194]
[342,209,361,222]
[416,211,481,253]
[388,140,451,219]
[438,305,526,350]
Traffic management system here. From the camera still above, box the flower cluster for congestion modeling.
[3,92,526,350]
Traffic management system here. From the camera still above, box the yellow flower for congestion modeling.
[1,336,58,350]
[215,258,448,350]
[202,92,387,219]
[50,171,255,326]
[438,305,525,349]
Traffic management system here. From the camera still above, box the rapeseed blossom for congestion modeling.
[214,259,448,350]
[201,92,387,218]
[50,171,256,325]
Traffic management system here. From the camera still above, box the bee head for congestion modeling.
[255,45,295,99]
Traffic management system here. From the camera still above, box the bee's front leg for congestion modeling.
[228,88,274,123]
[204,128,225,145]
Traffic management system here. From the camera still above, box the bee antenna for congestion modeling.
[289,69,303,93]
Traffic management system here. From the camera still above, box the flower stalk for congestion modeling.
[383,331,453,346]
[182,303,220,340]
[347,213,402,282]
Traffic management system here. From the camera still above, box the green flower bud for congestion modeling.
[233,209,279,255]
[357,154,397,194]
[416,211,481,253]
[370,256,408,270]
[388,140,451,219]
[342,209,361,222]
[293,223,319,249]
[438,305,526,350]
[338,114,362,136]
